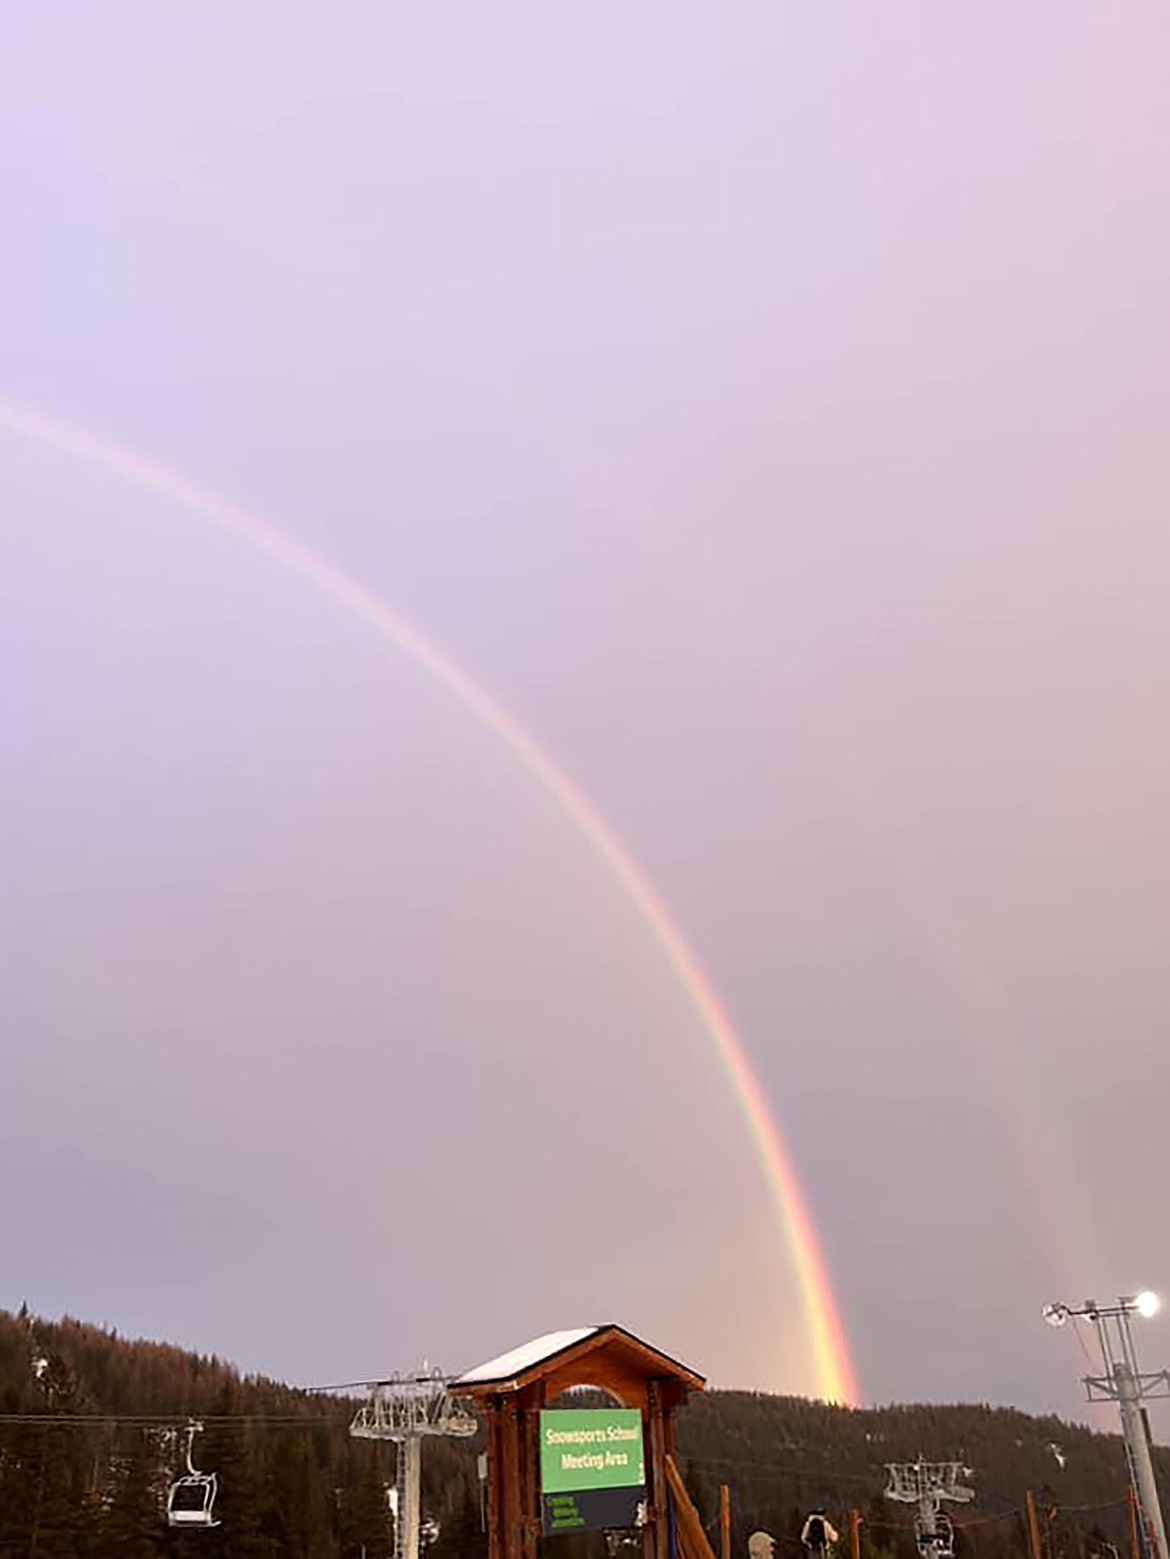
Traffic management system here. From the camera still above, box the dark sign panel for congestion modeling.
[542,1486,646,1535]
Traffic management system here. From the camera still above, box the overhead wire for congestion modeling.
[685,1453,882,1488]
[1072,1317,1101,1376]
[0,1412,354,1428]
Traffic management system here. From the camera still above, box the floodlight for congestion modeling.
[1042,1303,1070,1328]
[1135,1291,1160,1319]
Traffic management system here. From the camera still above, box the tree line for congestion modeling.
[0,1309,1159,1559]
[678,1390,1154,1559]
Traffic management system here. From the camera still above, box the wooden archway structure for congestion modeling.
[455,1326,706,1559]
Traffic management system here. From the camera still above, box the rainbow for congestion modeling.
[0,397,859,1405]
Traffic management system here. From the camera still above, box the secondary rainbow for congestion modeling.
[0,397,859,1405]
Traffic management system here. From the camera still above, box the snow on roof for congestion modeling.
[456,1328,601,1386]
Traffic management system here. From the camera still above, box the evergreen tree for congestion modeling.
[204,1399,271,1559]
[102,1429,163,1559]
[265,1430,333,1559]
[338,1445,392,1559]
[428,1484,486,1559]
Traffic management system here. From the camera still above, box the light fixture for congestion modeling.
[1042,1291,1170,1559]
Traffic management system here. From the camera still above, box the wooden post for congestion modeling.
[485,1401,503,1559]
[1026,1491,1044,1559]
[1128,1484,1141,1559]
[648,1382,671,1559]
[849,1510,861,1559]
[720,1486,731,1559]
[518,1397,540,1559]
[501,1404,522,1559]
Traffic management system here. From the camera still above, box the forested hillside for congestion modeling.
[0,1309,1155,1559]
[0,1308,478,1559]
[679,1391,1146,1559]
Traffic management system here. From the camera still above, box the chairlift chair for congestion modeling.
[167,1422,220,1529]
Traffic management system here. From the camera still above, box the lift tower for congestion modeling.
[885,1459,975,1559]
[350,1368,477,1559]
[1044,1295,1170,1559]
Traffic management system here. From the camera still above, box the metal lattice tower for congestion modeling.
[350,1369,477,1559]
[1044,1297,1170,1559]
[885,1460,975,1559]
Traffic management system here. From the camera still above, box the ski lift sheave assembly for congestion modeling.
[350,1368,477,1559]
[167,1420,221,1529]
[886,1460,973,1559]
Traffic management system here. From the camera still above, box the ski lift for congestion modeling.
[167,1421,220,1529]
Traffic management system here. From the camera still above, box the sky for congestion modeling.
[3,0,1170,1431]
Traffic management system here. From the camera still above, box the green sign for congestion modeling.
[540,1410,646,1534]
[540,1409,645,1492]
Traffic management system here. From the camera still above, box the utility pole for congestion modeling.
[884,1460,974,1559]
[1043,1296,1169,1559]
[720,1485,731,1559]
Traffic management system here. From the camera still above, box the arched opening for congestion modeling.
[547,1385,628,1411]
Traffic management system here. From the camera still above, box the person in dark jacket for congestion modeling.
[801,1510,839,1557]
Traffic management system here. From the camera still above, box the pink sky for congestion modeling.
[3,1,1170,1420]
